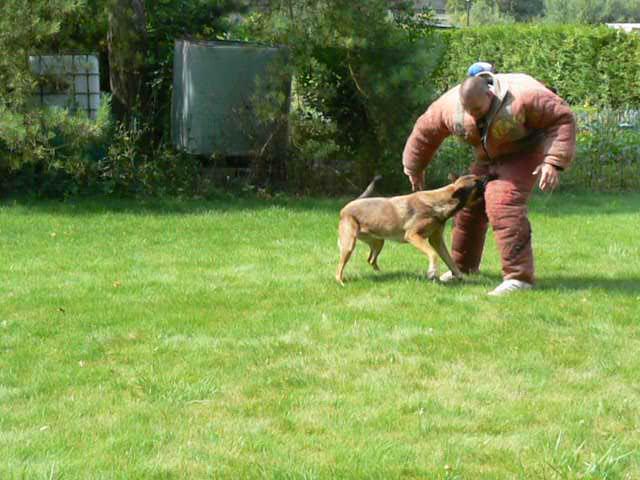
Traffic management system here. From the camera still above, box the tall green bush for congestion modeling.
[235,1,446,194]
[0,0,81,111]
[544,0,640,24]
[0,99,112,196]
[1,99,204,198]
[432,24,640,108]
[566,108,640,191]
[0,0,86,176]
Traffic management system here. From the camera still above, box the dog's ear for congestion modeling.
[448,172,459,183]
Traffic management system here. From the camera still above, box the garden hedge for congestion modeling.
[432,24,640,108]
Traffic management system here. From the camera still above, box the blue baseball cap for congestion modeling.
[468,62,495,77]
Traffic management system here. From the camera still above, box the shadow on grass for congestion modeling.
[344,270,496,285]
[538,275,640,294]
[349,271,427,283]
[2,191,639,218]
[347,270,639,295]
[0,194,344,217]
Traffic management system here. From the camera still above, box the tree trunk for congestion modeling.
[107,0,147,124]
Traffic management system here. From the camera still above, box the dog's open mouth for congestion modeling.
[467,174,498,206]
[480,173,498,191]
[476,173,498,196]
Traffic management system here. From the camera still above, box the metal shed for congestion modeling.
[171,39,290,157]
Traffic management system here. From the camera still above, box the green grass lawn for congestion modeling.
[1,192,639,479]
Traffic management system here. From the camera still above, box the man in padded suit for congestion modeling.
[402,72,576,296]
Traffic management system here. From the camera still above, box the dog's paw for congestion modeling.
[426,271,439,282]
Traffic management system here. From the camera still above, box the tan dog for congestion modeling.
[335,174,493,285]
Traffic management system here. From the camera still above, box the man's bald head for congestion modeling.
[459,76,494,120]
[460,76,490,102]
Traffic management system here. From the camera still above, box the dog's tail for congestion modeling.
[357,175,382,199]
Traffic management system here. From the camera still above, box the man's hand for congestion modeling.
[408,172,424,192]
[532,163,560,192]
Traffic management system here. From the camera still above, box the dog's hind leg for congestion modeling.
[367,239,384,271]
[361,236,384,271]
[336,216,359,285]
[405,232,439,281]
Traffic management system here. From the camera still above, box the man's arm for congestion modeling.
[402,98,451,191]
[524,89,577,171]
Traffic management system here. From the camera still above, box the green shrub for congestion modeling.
[432,24,640,108]
[565,108,640,191]
[234,2,446,194]
[5,5,639,197]
[0,99,111,195]
[94,123,201,197]
[0,97,204,197]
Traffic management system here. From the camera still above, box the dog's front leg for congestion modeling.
[429,227,463,279]
[405,232,439,281]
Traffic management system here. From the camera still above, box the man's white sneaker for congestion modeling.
[487,279,533,297]
[439,270,461,283]
[439,268,478,283]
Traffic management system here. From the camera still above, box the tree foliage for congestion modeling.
[496,0,545,20]
[0,0,81,110]
[447,0,516,25]
[0,0,246,193]
[446,0,541,24]
[447,0,640,24]
[544,0,640,24]
[107,0,147,122]
[3,0,640,195]
[433,24,640,108]
[0,0,86,174]
[233,0,446,191]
